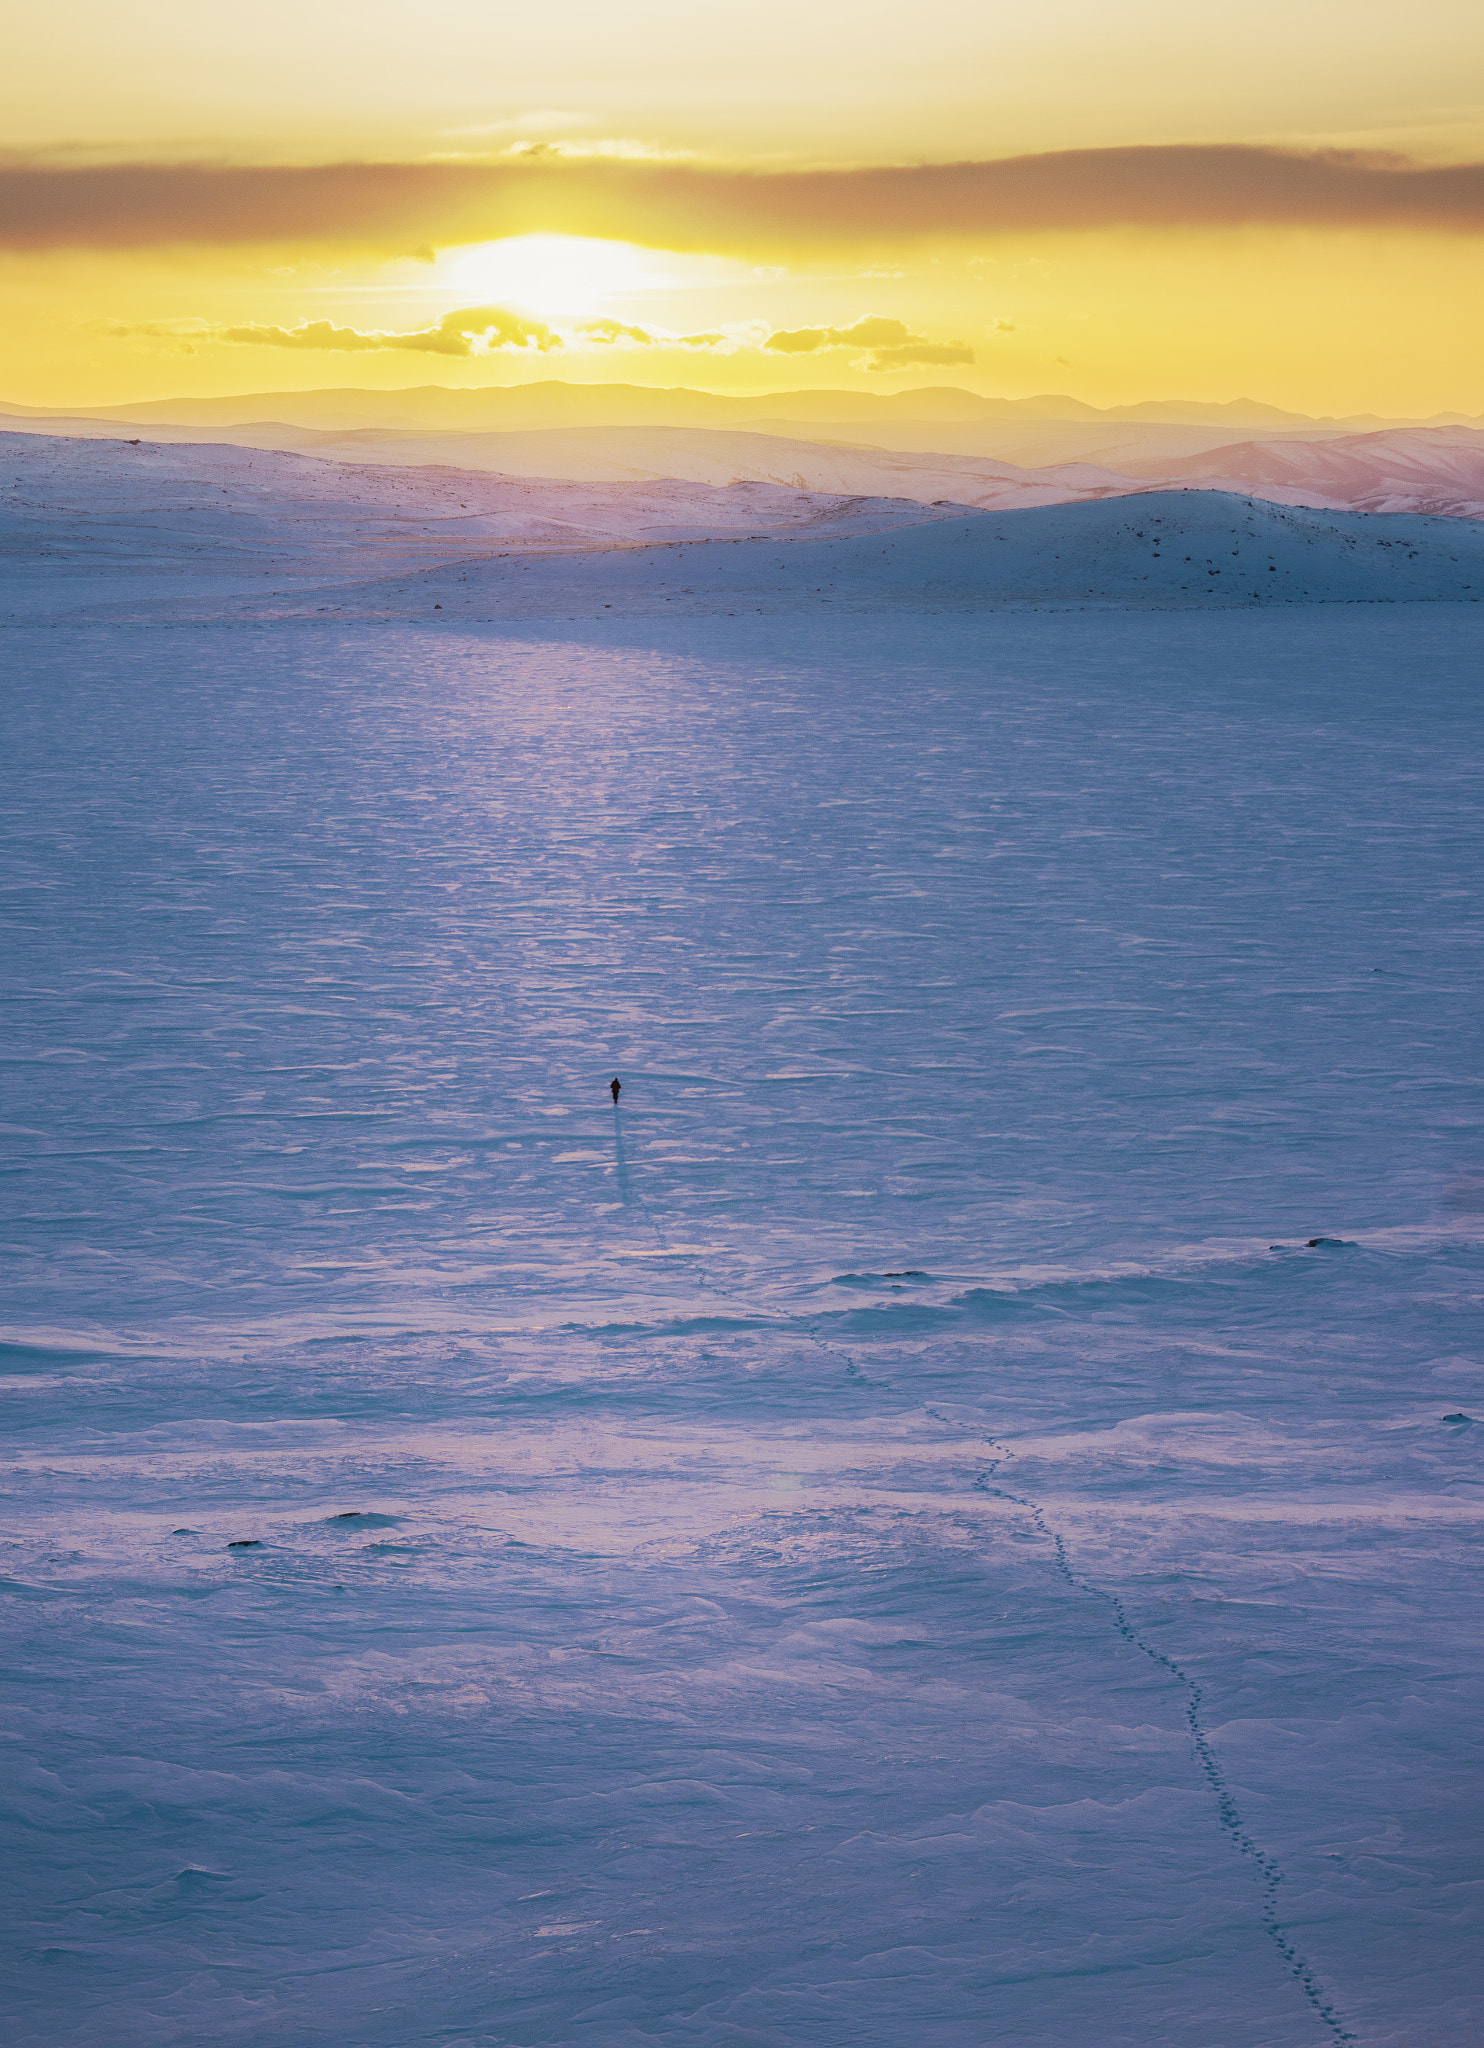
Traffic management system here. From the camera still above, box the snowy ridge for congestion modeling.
[0,411,1134,510]
[0,427,966,590]
[244,491,1484,620]
[1120,425,1484,519]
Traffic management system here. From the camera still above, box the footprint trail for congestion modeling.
[975,1450,1357,2046]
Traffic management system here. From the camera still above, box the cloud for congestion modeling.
[763,315,973,370]
[106,305,743,358]
[765,316,917,353]
[576,316,726,348]
[861,340,976,369]
[577,316,655,345]
[4,146,1484,254]
[494,138,697,163]
[111,305,561,357]
[440,111,593,138]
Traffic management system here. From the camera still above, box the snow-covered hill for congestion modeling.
[10,408,1484,529]
[0,429,976,618]
[281,491,1484,622]
[5,430,1481,624]
[0,415,1130,516]
[200,421,1131,510]
[0,399,1356,492]
[1120,425,1484,519]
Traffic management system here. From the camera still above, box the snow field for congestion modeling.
[2,606,1481,2046]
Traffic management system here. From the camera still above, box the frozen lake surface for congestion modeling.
[3,606,1482,2046]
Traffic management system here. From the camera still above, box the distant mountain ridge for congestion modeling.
[4,381,1481,437]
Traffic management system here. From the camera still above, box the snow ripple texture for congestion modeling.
[2,607,1482,2048]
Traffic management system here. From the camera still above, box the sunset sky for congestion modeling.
[4,0,1482,414]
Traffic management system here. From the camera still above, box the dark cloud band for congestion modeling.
[3,146,1483,252]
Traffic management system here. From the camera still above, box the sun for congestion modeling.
[436,235,672,319]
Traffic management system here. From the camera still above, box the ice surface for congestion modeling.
[2,601,1482,2047]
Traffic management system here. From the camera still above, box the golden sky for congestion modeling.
[3,0,1482,413]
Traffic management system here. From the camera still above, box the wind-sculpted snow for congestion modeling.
[2,607,1482,2047]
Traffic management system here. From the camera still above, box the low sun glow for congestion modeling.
[436,235,674,317]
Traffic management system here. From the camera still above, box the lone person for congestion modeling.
[610,1077,622,1104]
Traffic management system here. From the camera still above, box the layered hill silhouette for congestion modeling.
[6,385,1484,523]
[8,379,1479,435]
[0,382,1351,432]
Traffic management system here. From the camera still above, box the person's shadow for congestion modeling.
[612,1099,633,1207]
